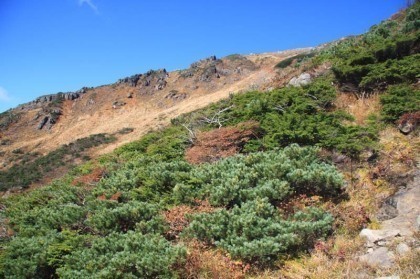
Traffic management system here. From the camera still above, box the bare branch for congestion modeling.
[201,105,233,129]
[181,123,196,143]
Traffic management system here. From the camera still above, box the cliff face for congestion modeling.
[0,49,309,170]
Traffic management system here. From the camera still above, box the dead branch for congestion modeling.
[201,105,233,129]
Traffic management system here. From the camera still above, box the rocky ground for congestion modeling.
[359,168,419,277]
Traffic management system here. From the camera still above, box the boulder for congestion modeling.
[396,243,411,256]
[377,197,399,221]
[359,247,394,269]
[359,229,401,247]
[288,73,312,87]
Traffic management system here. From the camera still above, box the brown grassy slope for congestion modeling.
[0,50,309,170]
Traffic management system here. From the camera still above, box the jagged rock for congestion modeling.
[359,247,394,269]
[127,92,133,98]
[288,73,312,87]
[165,90,187,101]
[199,65,218,82]
[38,116,49,130]
[155,79,167,90]
[359,229,401,248]
[117,74,142,87]
[396,243,411,256]
[191,56,217,68]
[64,92,80,101]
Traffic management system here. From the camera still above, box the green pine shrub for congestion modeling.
[380,84,420,122]
[174,144,344,206]
[56,232,186,279]
[185,198,333,262]
[86,201,166,235]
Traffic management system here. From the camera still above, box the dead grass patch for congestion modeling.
[185,121,260,164]
[182,240,249,279]
[335,93,381,125]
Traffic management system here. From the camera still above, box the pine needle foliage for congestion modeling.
[185,198,333,262]
[174,144,344,206]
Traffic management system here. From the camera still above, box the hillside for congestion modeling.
[0,51,308,160]
[0,3,419,279]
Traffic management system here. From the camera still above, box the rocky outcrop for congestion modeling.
[165,90,187,101]
[180,56,221,82]
[359,170,420,269]
[37,108,62,130]
[17,87,89,111]
[115,69,169,94]
[117,74,142,87]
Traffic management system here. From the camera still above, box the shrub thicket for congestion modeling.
[186,198,332,262]
[174,145,343,206]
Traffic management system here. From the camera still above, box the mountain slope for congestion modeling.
[0,50,309,170]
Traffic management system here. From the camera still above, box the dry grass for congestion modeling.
[335,93,381,125]
[182,240,249,279]
[379,126,419,174]
[391,247,420,278]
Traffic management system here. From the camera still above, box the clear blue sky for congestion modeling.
[0,0,407,112]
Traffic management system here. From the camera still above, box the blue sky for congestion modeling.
[0,0,407,112]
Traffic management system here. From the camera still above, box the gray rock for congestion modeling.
[117,74,142,87]
[397,113,418,135]
[396,243,411,256]
[377,197,399,221]
[288,73,312,87]
[416,215,420,230]
[38,116,49,130]
[359,247,394,268]
[359,229,401,247]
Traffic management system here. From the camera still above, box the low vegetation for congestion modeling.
[0,133,116,191]
[0,3,419,278]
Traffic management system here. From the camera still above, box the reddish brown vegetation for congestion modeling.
[163,200,214,240]
[97,191,122,202]
[397,111,420,134]
[185,121,260,164]
[71,167,106,187]
[183,240,250,279]
[277,194,324,216]
[330,203,370,233]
